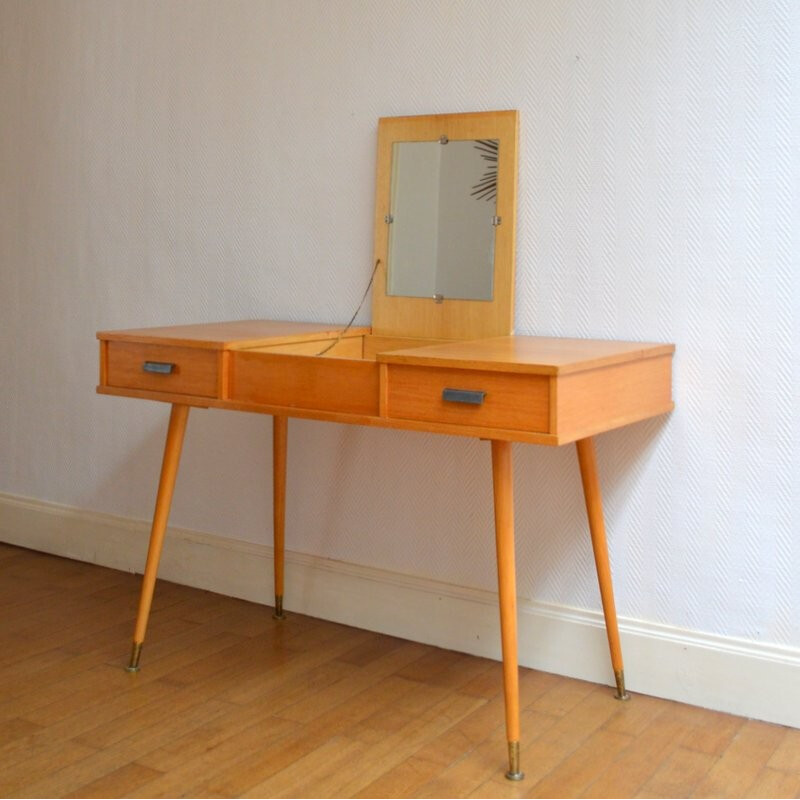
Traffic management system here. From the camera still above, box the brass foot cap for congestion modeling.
[505,741,523,781]
[614,669,630,701]
[272,596,286,620]
[126,642,143,673]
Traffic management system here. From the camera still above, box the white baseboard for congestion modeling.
[1,491,798,729]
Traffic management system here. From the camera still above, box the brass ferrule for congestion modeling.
[505,740,524,781]
[125,642,143,673]
[272,595,286,620]
[614,669,631,701]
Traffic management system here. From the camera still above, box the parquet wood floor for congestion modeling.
[1,542,797,798]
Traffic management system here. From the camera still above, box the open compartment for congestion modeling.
[228,332,451,416]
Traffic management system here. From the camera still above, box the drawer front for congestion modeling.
[106,342,218,397]
[386,365,550,432]
[231,352,379,416]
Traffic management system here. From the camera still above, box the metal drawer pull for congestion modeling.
[142,361,176,375]
[442,388,486,405]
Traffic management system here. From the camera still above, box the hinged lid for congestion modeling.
[371,110,519,340]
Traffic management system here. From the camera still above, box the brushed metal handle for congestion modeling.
[142,361,175,375]
[442,388,486,405]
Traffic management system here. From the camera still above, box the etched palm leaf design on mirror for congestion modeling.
[471,139,499,202]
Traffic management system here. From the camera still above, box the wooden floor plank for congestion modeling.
[691,719,785,798]
[0,716,42,748]
[275,640,428,725]
[19,698,239,799]
[516,687,628,786]
[132,662,356,774]
[580,704,692,798]
[354,755,444,799]
[529,673,597,717]
[676,704,746,756]
[767,727,800,773]
[127,714,302,798]
[395,647,497,692]
[0,737,99,797]
[601,691,672,736]
[14,633,246,728]
[64,762,164,799]
[397,667,561,777]
[744,766,800,799]
[214,622,373,707]
[0,673,183,768]
[196,677,436,797]
[529,727,634,797]
[636,745,718,798]
[414,708,560,798]
[74,641,295,753]
[323,691,487,797]
[349,673,475,746]
[240,735,368,799]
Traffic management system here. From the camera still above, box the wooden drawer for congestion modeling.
[386,365,550,432]
[231,352,379,416]
[105,342,219,398]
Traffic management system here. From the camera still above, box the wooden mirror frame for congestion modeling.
[370,110,519,341]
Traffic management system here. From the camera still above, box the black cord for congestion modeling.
[316,258,381,356]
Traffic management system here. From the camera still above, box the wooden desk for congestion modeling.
[97,319,674,780]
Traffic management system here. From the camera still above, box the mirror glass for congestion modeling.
[386,138,499,302]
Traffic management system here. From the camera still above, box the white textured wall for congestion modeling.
[1,0,798,652]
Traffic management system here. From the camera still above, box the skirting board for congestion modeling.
[1,490,798,729]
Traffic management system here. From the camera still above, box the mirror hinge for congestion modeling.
[492,216,502,226]
[385,214,394,224]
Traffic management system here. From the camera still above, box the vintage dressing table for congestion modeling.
[97,111,674,780]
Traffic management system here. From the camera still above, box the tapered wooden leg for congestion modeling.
[491,440,524,781]
[575,436,630,700]
[272,415,288,620]
[126,403,190,672]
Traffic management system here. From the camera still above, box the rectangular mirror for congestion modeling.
[387,138,499,301]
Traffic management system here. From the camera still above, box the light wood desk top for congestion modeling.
[97,319,371,350]
[379,335,675,375]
